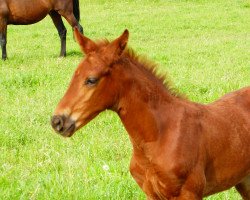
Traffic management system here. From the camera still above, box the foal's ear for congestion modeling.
[108,29,129,59]
[74,27,97,54]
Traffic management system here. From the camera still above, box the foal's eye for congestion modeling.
[85,77,99,86]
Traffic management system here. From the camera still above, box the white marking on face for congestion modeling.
[82,88,95,103]
[63,107,72,116]
[54,107,71,116]
[76,121,82,128]
[71,112,81,121]
[72,88,95,113]
[75,108,91,125]
[69,88,97,129]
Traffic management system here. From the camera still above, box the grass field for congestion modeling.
[0,0,249,199]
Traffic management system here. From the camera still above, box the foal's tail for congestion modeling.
[73,0,80,21]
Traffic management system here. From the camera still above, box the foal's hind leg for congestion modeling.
[49,11,67,57]
[235,175,250,200]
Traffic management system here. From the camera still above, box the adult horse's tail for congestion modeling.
[73,0,80,21]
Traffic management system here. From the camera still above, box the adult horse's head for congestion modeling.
[51,28,129,137]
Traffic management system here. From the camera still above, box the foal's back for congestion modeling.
[209,86,250,123]
[202,86,250,195]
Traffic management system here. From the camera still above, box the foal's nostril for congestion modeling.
[53,117,60,125]
[51,115,64,133]
[51,115,76,137]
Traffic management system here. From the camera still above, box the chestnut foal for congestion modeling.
[51,29,250,199]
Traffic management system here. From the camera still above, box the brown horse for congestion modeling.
[0,0,83,60]
[51,28,250,199]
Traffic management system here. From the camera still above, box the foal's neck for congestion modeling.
[115,56,184,149]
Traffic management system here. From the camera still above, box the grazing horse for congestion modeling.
[0,0,83,60]
[51,28,250,199]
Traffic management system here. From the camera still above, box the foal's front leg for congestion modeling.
[129,155,146,190]
[145,185,203,200]
[235,175,250,200]
[174,172,205,200]
[0,19,7,60]
[130,159,205,199]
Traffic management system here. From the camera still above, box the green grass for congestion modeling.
[0,0,249,199]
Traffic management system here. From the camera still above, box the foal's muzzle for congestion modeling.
[51,115,76,137]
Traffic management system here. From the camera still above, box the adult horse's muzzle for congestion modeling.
[51,115,76,137]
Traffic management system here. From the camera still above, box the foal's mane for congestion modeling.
[96,39,183,99]
[125,48,184,98]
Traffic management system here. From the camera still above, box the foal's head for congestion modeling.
[51,28,129,137]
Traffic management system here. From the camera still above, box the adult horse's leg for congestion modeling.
[235,175,250,200]
[71,0,83,34]
[0,17,7,60]
[0,1,8,60]
[58,11,83,34]
[49,11,67,57]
